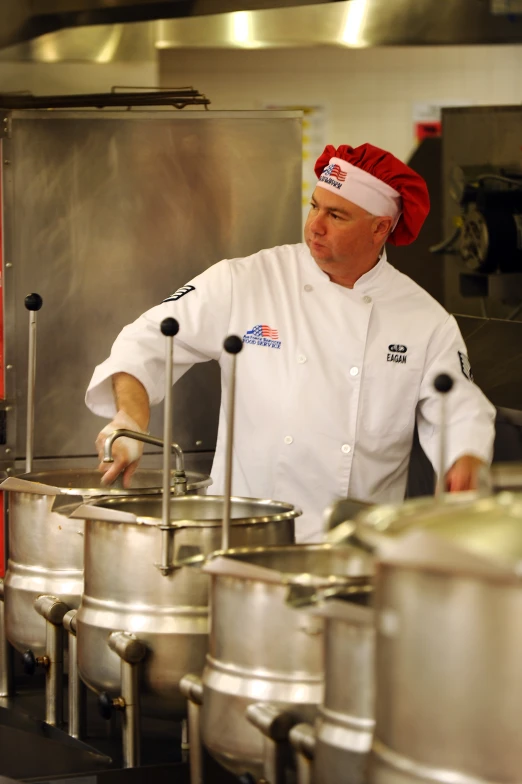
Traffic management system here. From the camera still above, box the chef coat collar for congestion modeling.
[352,248,389,290]
[301,244,391,292]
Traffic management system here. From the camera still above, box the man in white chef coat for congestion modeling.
[86,142,496,542]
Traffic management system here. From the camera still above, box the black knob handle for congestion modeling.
[161,317,179,337]
[238,775,256,784]
[434,373,454,394]
[22,649,36,676]
[98,691,114,720]
[24,293,43,312]
[223,335,243,355]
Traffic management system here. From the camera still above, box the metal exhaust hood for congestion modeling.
[2,0,522,61]
[0,0,338,50]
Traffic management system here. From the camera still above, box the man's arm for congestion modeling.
[95,373,151,487]
[416,314,496,491]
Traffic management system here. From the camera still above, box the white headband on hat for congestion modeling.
[316,157,402,222]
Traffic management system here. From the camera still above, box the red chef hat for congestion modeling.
[314,143,430,246]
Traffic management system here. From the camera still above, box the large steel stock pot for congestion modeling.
[75,494,299,720]
[1,469,211,656]
[292,600,375,784]
[200,543,375,779]
[357,492,522,784]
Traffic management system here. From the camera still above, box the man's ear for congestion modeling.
[373,216,394,244]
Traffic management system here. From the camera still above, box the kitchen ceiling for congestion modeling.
[1,0,522,62]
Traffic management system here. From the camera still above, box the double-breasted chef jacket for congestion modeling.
[86,243,496,542]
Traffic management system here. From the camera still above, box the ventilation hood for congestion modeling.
[1,0,522,61]
[0,0,337,50]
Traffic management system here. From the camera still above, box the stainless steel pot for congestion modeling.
[2,469,211,656]
[291,600,375,784]
[75,495,299,720]
[200,543,374,780]
[358,493,522,784]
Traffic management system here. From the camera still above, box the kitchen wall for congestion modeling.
[160,44,522,162]
[0,61,157,95]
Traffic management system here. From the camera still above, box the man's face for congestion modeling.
[304,187,382,275]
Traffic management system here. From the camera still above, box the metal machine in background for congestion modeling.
[389,105,522,420]
[0,100,302,529]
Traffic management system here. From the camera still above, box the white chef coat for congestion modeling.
[86,243,496,542]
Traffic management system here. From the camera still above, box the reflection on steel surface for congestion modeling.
[2,0,522,61]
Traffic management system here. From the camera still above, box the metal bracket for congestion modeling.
[0,116,11,139]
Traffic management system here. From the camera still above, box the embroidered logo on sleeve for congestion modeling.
[163,284,195,303]
[243,324,281,349]
[458,351,474,381]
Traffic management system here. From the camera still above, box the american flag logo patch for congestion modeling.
[458,351,474,381]
[243,324,281,349]
[323,162,347,182]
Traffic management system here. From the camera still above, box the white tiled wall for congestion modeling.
[160,44,522,161]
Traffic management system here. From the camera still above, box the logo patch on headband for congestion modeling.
[163,284,195,303]
[319,162,347,190]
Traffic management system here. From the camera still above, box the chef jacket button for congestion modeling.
[362,295,372,304]
[341,444,351,454]
[350,367,359,377]
[284,435,294,445]
[304,284,313,292]
[297,354,307,364]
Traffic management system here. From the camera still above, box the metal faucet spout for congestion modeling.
[103,429,185,473]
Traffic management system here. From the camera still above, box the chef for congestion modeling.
[86,142,496,542]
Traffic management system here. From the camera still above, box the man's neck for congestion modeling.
[325,251,383,289]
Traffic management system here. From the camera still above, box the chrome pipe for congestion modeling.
[289,723,316,784]
[63,609,86,739]
[222,336,243,552]
[246,701,298,784]
[34,594,69,727]
[180,674,204,784]
[121,660,141,769]
[0,579,14,698]
[108,631,147,769]
[434,374,454,497]
[103,429,185,475]
[159,318,179,575]
[24,293,43,473]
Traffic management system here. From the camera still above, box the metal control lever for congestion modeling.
[24,293,43,474]
[222,335,243,551]
[103,429,187,493]
[433,373,454,497]
[155,317,180,575]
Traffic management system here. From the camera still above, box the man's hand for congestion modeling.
[445,454,486,492]
[96,410,145,488]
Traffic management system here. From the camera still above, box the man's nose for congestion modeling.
[310,211,326,234]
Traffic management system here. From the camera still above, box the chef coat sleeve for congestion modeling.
[416,314,496,474]
[85,259,232,418]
